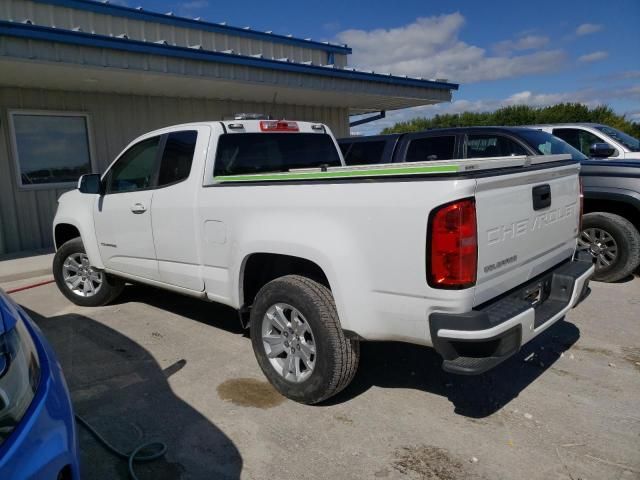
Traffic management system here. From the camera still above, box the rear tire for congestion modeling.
[578,212,640,282]
[250,275,359,404]
[53,238,125,306]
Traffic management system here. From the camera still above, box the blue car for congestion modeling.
[0,289,80,479]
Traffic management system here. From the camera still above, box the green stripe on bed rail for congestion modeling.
[215,164,460,182]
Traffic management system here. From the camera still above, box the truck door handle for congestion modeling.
[130,203,147,214]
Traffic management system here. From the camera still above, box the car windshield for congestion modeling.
[517,130,587,160]
[595,126,640,152]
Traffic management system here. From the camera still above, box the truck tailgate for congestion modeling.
[474,163,581,305]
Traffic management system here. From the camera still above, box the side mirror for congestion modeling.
[589,142,616,158]
[78,174,103,194]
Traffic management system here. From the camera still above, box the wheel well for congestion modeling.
[54,224,80,250]
[583,199,640,231]
[241,253,330,309]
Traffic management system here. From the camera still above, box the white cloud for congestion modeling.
[335,14,566,84]
[578,51,609,63]
[576,23,603,36]
[352,85,640,135]
[493,35,550,55]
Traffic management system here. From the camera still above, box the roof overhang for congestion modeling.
[30,0,354,55]
[0,21,458,114]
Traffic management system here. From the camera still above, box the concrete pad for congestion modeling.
[9,276,640,480]
[0,252,54,291]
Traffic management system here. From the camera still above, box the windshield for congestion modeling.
[517,130,587,160]
[595,126,640,152]
[214,133,341,176]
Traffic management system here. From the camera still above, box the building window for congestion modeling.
[9,111,93,188]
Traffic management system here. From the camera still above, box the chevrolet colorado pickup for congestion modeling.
[52,120,593,404]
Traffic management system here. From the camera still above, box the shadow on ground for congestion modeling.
[328,320,580,417]
[84,284,580,419]
[23,307,243,480]
[114,284,245,336]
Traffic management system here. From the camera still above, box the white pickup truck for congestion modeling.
[52,119,594,404]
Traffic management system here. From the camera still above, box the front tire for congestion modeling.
[53,238,124,306]
[250,275,360,404]
[578,212,640,282]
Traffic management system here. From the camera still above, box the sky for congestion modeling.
[116,0,639,134]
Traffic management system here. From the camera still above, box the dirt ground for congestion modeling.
[10,275,640,479]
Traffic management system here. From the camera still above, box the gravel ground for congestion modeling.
[10,275,640,480]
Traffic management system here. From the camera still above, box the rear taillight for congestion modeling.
[427,198,477,289]
[579,177,584,231]
[259,120,299,132]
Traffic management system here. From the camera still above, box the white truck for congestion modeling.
[52,119,594,404]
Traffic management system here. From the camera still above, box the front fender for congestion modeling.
[53,191,104,269]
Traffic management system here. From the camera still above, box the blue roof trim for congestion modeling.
[30,0,353,54]
[0,21,459,91]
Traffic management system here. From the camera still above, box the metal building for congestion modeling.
[0,0,458,256]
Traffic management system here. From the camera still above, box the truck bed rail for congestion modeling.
[214,154,574,183]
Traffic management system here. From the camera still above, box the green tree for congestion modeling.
[382,103,640,138]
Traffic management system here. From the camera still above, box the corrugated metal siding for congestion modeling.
[0,0,348,67]
[0,86,348,255]
[0,36,451,107]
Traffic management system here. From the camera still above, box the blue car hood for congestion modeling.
[0,289,20,335]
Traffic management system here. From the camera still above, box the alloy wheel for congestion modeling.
[261,303,316,383]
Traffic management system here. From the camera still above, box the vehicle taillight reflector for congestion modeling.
[259,120,299,132]
[428,198,477,289]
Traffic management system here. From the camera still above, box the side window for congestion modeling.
[467,134,528,158]
[405,136,455,162]
[106,137,160,193]
[553,128,604,156]
[343,141,387,165]
[158,131,198,187]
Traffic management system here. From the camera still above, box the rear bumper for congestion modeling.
[429,253,594,375]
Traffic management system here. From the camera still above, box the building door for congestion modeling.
[94,135,161,280]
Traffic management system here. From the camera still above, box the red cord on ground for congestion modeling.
[6,279,55,294]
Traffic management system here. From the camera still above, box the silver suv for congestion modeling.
[528,123,640,160]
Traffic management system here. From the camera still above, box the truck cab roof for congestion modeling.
[339,126,587,165]
[138,120,331,137]
[525,123,607,129]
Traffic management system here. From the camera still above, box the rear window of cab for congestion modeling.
[214,133,341,177]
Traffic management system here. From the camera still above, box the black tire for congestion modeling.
[53,237,125,307]
[580,212,640,282]
[250,275,359,404]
